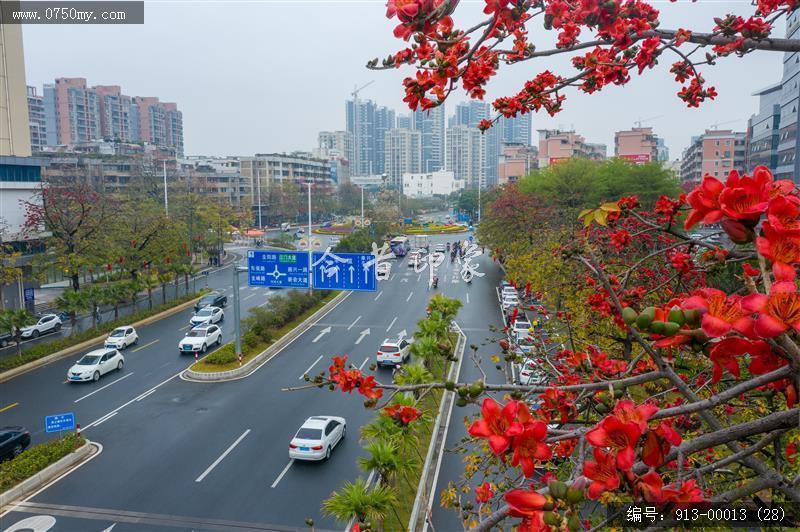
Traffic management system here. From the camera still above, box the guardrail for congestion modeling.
[407,321,467,531]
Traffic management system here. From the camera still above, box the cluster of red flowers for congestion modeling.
[328,356,383,401]
[382,404,421,426]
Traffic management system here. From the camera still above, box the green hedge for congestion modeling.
[203,343,238,365]
[0,433,85,492]
[0,290,208,372]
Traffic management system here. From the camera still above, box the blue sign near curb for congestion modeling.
[45,412,75,433]
[247,250,310,288]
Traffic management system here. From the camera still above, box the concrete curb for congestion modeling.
[182,290,351,382]
[0,296,204,384]
[408,322,467,532]
[0,439,97,509]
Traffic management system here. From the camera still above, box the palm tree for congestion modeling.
[322,478,396,530]
[428,294,462,321]
[357,441,414,485]
[55,289,89,334]
[141,273,159,310]
[157,269,172,305]
[126,279,142,312]
[99,284,124,321]
[394,363,434,398]
[0,309,35,357]
[83,285,103,329]
[410,335,439,372]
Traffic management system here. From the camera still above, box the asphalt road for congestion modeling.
[0,231,503,532]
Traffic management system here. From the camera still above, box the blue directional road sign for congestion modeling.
[247,250,310,288]
[23,288,34,302]
[45,412,75,433]
[312,251,377,292]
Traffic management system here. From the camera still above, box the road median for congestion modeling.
[183,290,350,382]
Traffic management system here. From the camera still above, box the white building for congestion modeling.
[446,125,485,189]
[384,128,421,189]
[402,170,464,198]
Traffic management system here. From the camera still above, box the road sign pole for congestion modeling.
[233,265,245,361]
[307,183,313,295]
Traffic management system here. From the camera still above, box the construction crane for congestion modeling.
[634,115,663,128]
[351,81,374,177]
[351,80,375,100]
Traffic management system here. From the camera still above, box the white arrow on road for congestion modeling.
[312,326,332,343]
[355,328,371,345]
[349,265,355,284]
[400,278,409,283]
[398,329,408,341]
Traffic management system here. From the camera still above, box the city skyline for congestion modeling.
[20,1,784,159]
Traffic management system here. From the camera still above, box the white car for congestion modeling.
[376,262,391,280]
[518,359,547,386]
[104,326,138,350]
[408,252,421,268]
[20,314,62,338]
[510,316,532,336]
[289,416,346,461]
[502,286,519,299]
[67,348,124,382]
[502,294,520,311]
[377,337,412,367]
[178,324,223,354]
[190,306,224,327]
[513,331,536,356]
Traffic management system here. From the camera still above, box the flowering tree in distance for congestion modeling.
[374,0,800,125]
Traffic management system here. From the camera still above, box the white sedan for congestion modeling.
[104,326,138,350]
[289,416,346,461]
[190,306,224,327]
[67,348,124,382]
[376,262,391,280]
[178,324,223,354]
[20,314,62,338]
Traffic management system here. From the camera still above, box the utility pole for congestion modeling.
[233,265,246,364]
[256,164,263,228]
[307,182,313,295]
[163,160,169,216]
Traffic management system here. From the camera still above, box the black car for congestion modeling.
[194,292,227,313]
[0,426,31,461]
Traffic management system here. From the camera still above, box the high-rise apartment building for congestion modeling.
[680,129,746,183]
[450,102,501,186]
[385,128,422,188]
[446,125,485,189]
[318,131,354,164]
[50,78,101,145]
[614,127,660,163]
[538,129,607,167]
[346,99,384,176]
[95,85,135,142]
[746,83,782,172]
[413,105,445,173]
[501,113,532,146]
[775,10,800,180]
[27,86,47,152]
[374,106,395,175]
[397,114,412,130]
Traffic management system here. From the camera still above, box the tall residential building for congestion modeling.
[501,113,532,146]
[374,106,395,175]
[50,78,101,145]
[413,105,445,173]
[776,10,800,180]
[346,99,393,176]
[680,129,746,183]
[614,127,660,163]
[27,86,47,152]
[498,143,538,185]
[538,129,607,167]
[132,97,184,157]
[0,24,31,157]
[446,125,485,190]
[385,128,422,188]
[656,138,669,162]
[746,83,782,172]
[94,85,135,142]
[318,131,354,164]
[450,101,501,186]
[397,114,412,130]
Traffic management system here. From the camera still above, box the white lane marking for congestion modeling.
[132,339,159,352]
[243,293,256,301]
[195,429,251,482]
[355,328,370,345]
[271,459,294,488]
[417,273,421,282]
[390,273,396,281]
[179,324,192,331]
[358,357,369,371]
[347,315,362,331]
[406,292,413,302]
[135,388,158,402]
[374,291,383,301]
[259,300,270,307]
[386,316,397,332]
[74,373,134,403]
[300,355,324,379]
[85,373,179,430]
[93,411,117,426]
[466,293,470,304]
[312,326,332,343]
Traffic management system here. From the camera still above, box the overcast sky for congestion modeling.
[21,0,786,160]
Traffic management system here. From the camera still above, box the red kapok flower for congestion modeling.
[747,340,788,374]
[642,421,682,467]
[718,168,772,221]
[383,404,421,425]
[767,195,800,234]
[756,222,800,282]
[681,288,754,338]
[583,448,621,499]
[742,283,800,338]
[662,479,706,503]
[358,375,383,400]
[468,397,524,455]
[611,399,658,431]
[585,414,643,470]
[505,487,547,517]
[684,176,724,230]
[510,421,552,477]
[637,470,664,503]
[475,482,494,504]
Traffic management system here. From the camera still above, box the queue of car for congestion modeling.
[500,281,550,386]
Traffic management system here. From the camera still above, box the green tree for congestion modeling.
[357,440,414,485]
[0,309,35,357]
[141,273,159,310]
[322,478,397,529]
[55,289,89,334]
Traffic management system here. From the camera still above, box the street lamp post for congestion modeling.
[256,165,263,229]
[307,182,313,294]
[233,265,247,364]
[360,185,364,227]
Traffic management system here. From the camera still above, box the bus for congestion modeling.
[389,236,410,257]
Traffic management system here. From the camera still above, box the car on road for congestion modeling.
[415,247,428,257]
[434,243,446,253]
[190,306,224,327]
[509,315,532,336]
[512,331,536,355]
[408,251,422,268]
[20,314,62,339]
[502,293,520,312]
[104,326,138,350]
[178,324,222,354]
[376,262,391,280]
[194,292,227,313]
[377,337,412,367]
[502,286,518,298]
[294,228,306,239]
[281,222,291,232]
[518,359,548,386]
[0,426,31,461]
[67,348,125,382]
[0,330,11,348]
[289,416,346,461]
